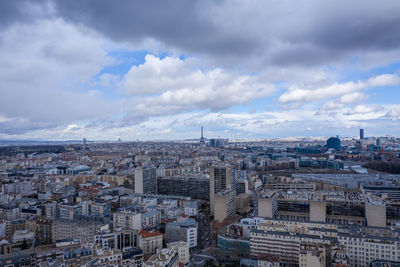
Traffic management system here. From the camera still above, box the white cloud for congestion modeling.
[368,74,400,87]
[279,74,400,104]
[0,18,119,134]
[321,101,344,111]
[344,104,384,115]
[120,55,275,121]
[339,92,368,104]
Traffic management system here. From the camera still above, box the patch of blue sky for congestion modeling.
[366,87,400,105]
[85,50,150,100]
[338,60,400,82]
[98,50,149,77]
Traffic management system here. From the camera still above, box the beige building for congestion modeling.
[258,191,277,219]
[310,200,326,223]
[236,193,251,211]
[144,248,179,267]
[89,249,123,266]
[138,230,163,257]
[365,196,386,227]
[210,165,234,215]
[52,219,105,244]
[167,241,190,265]
[299,243,326,267]
[214,188,236,222]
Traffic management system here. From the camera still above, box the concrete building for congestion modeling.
[88,249,123,266]
[258,191,277,219]
[138,230,163,257]
[166,217,198,248]
[141,210,161,229]
[167,241,190,265]
[59,203,82,220]
[214,188,236,222]
[144,248,179,267]
[94,231,115,250]
[0,204,20,221]
[236,179,249,194]
[310,200,327,223]
[52,219,105,244]
[218,234,250,261]
[239,217,266,238]
[365,197,386,227]
[236,193,251,212]
[183,200,198,217]
[114,229,139,251]
[35,218,52,245]
[157,176,210,200]
[113,209,142,231]
[134,168,157,194]
[0,220,11,237]
[45,202,57,219]
[299,243,326,267]
[11,229,35,249]
[210,165,235,215]
[337,225,400,266]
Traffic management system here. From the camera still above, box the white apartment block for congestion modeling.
[141,210,161,229]
[113,210,142,231]
[338,233,400,266]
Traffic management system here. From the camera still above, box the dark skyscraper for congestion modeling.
[360,129,364,140]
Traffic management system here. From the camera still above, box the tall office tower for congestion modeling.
[360,128,364,140]
[134,168,157,194]
[376,138,381,148]
[199,126,205,145]
[210,165,235,215]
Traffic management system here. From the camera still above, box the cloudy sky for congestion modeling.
[1,0,400,141]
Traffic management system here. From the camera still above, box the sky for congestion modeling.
[1,0,400,141]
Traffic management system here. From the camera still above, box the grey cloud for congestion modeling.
[47,0,400,69]
[0,1,34,27]
[0,18,119,135]
[53,0,257,58]
[3,1,400,70]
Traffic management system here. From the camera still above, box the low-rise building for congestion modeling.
[144,248,179,267]
[166,217,198,248]
[167,241,190,265]
[138,230,163,258]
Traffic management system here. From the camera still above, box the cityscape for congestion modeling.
[0,129,399,266]
[1,1,400,267]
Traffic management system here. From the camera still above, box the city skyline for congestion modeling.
[1,1,400,141]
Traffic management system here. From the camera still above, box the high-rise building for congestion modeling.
[210,165,236,216]
[156,176,210,200]
[134,168,157,194]
[377,138,382,148]
[360,128,364,140]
